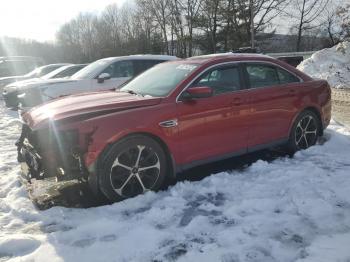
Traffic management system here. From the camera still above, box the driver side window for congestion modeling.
[192,66,241,95]
[101,61,134,78]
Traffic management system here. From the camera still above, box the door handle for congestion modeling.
[232,97,242,106]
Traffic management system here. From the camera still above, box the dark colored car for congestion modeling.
[277,56,304,67]
[17,54,331,202]
[0,56,44,77]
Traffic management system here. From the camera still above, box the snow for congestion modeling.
[297,42,350,89]
[0,103,350,262]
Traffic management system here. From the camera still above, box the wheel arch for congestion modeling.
[289,106,323,138]
[97,131,176,180]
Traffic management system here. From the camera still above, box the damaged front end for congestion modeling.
[16,124,89,183]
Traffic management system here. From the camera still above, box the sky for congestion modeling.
[0,0,126,42]
[0,0,348,42]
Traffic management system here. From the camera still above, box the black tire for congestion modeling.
[287,110,321,153]
[98,135,169,202]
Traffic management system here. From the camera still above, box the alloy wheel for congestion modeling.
[109,145,160,198]
[294,115,318,149]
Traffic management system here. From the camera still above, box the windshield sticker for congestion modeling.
[176,64,197,71]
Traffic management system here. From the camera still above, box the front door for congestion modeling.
[93,60,133,91]
[176,64,249,165]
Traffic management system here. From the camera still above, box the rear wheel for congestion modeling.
[287,110,320,152]
[98,135,168,202]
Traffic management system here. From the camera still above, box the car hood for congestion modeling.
[11,78,43,86]
[8,78,76,90]
[0,76,27,87]
[23,91,162,130]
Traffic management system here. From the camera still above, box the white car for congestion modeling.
[0,63,70,92]
[3,55,177,110]
[6,64,87,88]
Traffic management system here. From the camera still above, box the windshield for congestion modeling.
[24,67,41,77]
[71,60,108,80]
[41,66,68,80]
[120,62,199,97]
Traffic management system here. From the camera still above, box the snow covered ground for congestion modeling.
[1,103,350,262]
[297,42,350,89]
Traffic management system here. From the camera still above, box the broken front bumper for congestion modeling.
[17,125,88,183]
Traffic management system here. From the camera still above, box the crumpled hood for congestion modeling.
[23,91,162,130]
[6,78,77,91]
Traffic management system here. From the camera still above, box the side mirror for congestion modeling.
[181,86,213,100]
[97,73,111,83]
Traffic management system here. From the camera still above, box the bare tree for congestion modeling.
[137,0,171,54]
[198,0,222,53]
[98,4,122,56]
[320,5,343,46]
[184,0,203,56]
[288,0,330,51]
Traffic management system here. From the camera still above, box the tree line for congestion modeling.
[56,0,289,62]
[1,0,350,64]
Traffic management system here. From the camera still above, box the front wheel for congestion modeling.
[287,110,320,152]
[98,135,168,202]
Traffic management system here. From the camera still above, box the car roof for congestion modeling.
[98,55,178,63]
[60,64,87,68]
[185,53,274,64]
[41,63,71,68]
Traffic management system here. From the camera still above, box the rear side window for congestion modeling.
[193,66,242,95]
[277,68,300,84]
[134,60,165,75]
[245,63,301,88]
[246,64,279,88]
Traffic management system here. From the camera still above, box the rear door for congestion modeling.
[242,62,302,149]
[176,64,249,165]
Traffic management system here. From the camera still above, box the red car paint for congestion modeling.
[22,54,331,176]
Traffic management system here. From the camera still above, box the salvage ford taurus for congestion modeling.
[17,54,332,202]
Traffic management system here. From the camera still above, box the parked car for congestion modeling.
[4,55,177,110]
[17,54,331,202]
[2,64,87,108]
[0,56,44,77]
[0,63,70,92]
[6,64,86,86]
[38,64,87,80]
[277,56,304,67]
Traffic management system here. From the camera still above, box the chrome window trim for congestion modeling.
[176,60,303,103]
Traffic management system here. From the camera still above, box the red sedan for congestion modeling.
[18,54,331,202]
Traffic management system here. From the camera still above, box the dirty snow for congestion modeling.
[0,103,350,262]
[297,41,350,89]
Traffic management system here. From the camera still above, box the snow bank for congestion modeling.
[297,42,350,89]
[1,104,350,261]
